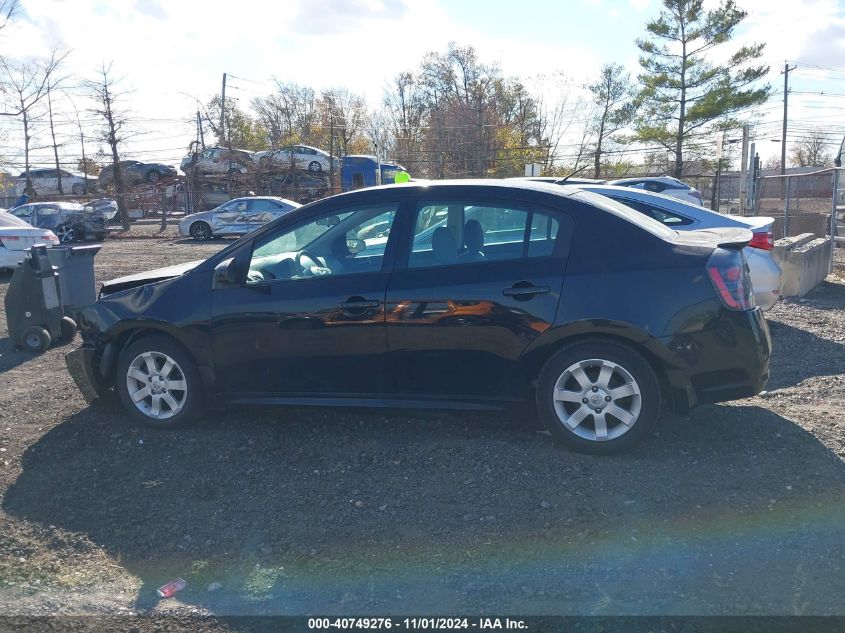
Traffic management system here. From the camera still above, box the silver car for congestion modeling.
[609,176,704,206]
[178,196,300,241]
[575,185,782,311]
[255,145,331,173]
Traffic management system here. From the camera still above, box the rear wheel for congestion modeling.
[308,161,322,172]
[536,340,661,454]
[71,184,84,195]
[189,221,212,241]
[60,316,77,342]
[146,170,162,183]
[116,335,202,428]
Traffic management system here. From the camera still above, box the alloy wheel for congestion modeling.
[55,225,75,243]
[126,351,188,420]
[552,358,642,442]
[190,222,211,240]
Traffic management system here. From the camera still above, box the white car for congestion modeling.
[14,168,95,196]
[178,196,300,241]
[179,147,254,176]
[609,176,704,206]
[0,210,59,270]
[255,145,331,173]
[574,185,782,311]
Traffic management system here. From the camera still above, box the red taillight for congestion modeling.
[707,248,755,311]
[748,231,774,250]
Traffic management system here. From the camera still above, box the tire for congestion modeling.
[145,170,161,183]
[116,335,203,429]
[60,316,77,342]
[55,225,76,243]
[536,340,661,455]
[71,184,84,195]
[95,232,107,241]
[308,161,322,173]
[22,326,51,353]
[189,221,212,241]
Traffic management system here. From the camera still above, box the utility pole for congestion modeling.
[220,72,227,146]
[196,110,204,148]
[328,111,335,192]
[79,127,89,195]
[781,63,796,195]
[739,124,749,215]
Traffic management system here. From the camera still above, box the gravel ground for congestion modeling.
[0,235,844,622]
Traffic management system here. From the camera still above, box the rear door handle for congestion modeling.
[338,298,380,310]
[503,284,550,297]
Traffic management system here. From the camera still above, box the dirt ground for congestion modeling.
[0,233,844,624]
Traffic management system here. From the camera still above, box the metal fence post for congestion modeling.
[831,169,840,273]
[783,176,791,238]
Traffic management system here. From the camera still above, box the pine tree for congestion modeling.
[635,0,769,177]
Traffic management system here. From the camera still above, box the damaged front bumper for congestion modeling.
[65,346,103,403]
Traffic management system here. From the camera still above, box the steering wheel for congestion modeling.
[296,249,322,275]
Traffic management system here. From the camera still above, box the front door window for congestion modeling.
[247,203,398,283]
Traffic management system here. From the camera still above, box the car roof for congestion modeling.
[610,176,689,187]
[228,196,301,204]
[328,179,679,240]
[575,183,707,206]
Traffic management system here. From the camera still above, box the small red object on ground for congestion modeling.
[156,578,187,598]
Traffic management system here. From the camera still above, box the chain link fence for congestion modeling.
[755,168,840,241]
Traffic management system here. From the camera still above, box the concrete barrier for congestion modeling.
[775,236,833,298]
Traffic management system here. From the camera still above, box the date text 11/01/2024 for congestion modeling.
[308,618,528,630]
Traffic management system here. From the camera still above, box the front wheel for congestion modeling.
[71,184,84,195]
[308,161,322,173]
[55,225,76,243]
[146,170,162,183]
[22,326,51,353]
[116,335,203,428]
[189,221,212,241]
[536,340,661,455]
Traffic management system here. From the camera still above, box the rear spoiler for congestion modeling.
[673,227,753,250]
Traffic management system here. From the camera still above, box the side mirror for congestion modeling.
[213,257,238,288]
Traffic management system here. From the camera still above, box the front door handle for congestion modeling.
[503,284,550,298]
[338,297,380,310]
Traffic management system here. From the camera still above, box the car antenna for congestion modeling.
[553,164,590,184]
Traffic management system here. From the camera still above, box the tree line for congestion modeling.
[203,0,772,181]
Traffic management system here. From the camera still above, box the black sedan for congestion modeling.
[98,160,177,187]
[66,180,771,454]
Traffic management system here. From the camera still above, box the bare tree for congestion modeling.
[1,49,68,195]
[70,98,94,194]
[46,77,66,194]
[0,0,16,33]
[587,63,636,178]
[85,63,133,229]
[790,128,832,167]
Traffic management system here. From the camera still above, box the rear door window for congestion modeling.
[406,201,570,269]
